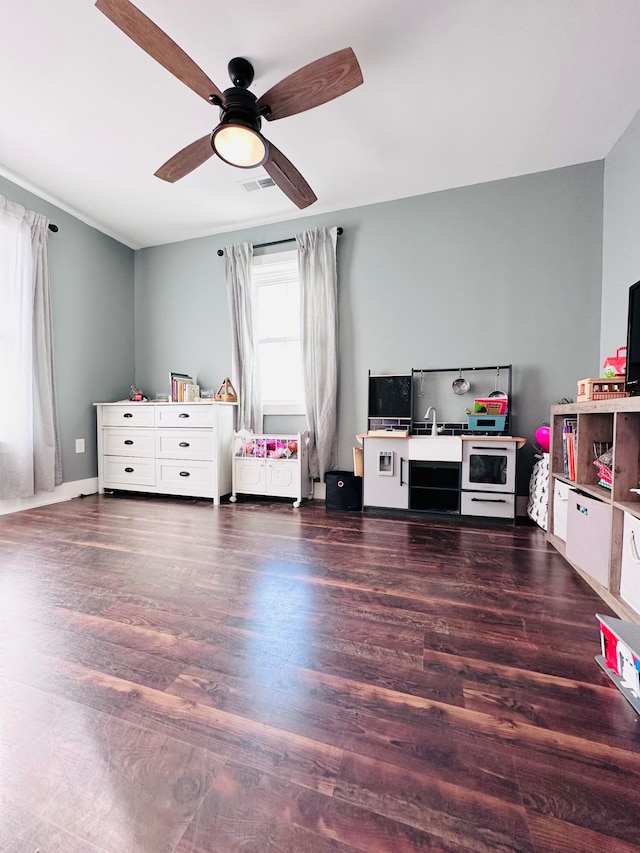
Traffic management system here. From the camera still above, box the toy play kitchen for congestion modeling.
[361,364,525,519]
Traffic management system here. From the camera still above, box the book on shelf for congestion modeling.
[562,417,577,480]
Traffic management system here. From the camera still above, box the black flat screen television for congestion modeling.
[368,374,412,420]
[626,280,640,395]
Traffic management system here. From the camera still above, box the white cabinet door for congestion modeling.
[363,438,409,509]
[234,459,266,494]
[266,460,298,497]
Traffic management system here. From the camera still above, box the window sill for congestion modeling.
[263,403,306,416]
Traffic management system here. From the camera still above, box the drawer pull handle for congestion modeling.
[178,413,190,418]
[628,530,640,564]
[179,471,190,477]
[123,413,133,418]
[124,467,134,473]
[471,497,506,503]
[472,445,508,451]
[179,442,190,447]
[124,440,134,445]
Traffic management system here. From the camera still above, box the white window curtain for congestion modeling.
[225,241,263,432]
[0,194,62,499]
[297,226,338,481]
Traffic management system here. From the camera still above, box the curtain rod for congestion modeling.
[48,223,58,232]
[217,226,342,256]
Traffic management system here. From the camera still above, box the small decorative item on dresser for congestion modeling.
[129,385,147,401]
[214,378,238,402]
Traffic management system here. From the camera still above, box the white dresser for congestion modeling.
[95,401,236,505]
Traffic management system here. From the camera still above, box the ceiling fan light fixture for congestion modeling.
[211,123,268,169]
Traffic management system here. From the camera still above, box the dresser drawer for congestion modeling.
[156,430,213,460]
[156,404,213,428]
[103,456,156,486]
[156,459,213,492]
[103,429,155,457]
[101,405,155,427]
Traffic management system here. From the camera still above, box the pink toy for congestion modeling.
[535,426,550,453]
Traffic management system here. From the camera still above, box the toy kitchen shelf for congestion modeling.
[230,431,313,508]
[410,364,513,435]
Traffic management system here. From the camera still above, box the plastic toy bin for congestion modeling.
[467,414,507,432]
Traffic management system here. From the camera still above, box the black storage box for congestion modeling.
[325,470,362,511]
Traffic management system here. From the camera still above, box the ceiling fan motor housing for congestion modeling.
[216,86,263,132]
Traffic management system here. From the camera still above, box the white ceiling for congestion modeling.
[2,1,640,249]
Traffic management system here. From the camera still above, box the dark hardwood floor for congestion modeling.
[1,493,639,852]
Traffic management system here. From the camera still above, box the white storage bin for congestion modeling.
[565,492,611,587]
[620,511,640,615]
[553,479,573,541]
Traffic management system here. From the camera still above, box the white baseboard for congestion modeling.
[0,477,99,516]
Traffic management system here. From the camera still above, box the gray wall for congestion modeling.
[135,161,604,492]
[0,174,135,486]
[601,108,640,362]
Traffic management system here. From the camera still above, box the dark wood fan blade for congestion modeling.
[95,0,222,102]
[257,48,362,121]
[263,141,317,209]
[154,135,214,182]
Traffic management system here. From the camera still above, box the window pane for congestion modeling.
[253,250,303,407]
[256,282,300,341]
[259,340,304,402]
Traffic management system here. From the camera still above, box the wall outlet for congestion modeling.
[75,438,85,453]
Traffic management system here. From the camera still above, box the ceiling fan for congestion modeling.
[95,0,363,209]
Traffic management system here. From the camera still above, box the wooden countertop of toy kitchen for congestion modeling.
[356,433,526,449]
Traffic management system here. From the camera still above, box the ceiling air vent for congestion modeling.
[238,176,276,193]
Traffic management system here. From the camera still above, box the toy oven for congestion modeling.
[461,441,516,493]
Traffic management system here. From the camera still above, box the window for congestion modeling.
[253,249,305,415]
